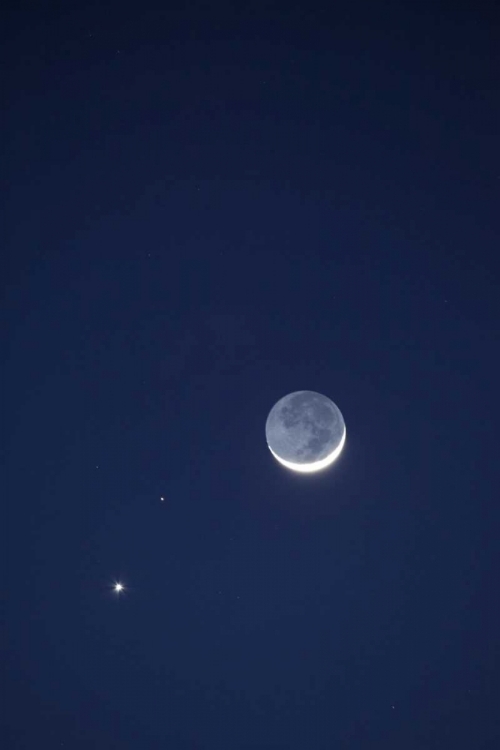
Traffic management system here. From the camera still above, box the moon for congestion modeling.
[265,391,346,473]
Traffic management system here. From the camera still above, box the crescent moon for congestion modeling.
[265,391,346,473]
[267,426,346,473]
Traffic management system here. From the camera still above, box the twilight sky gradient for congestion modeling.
[4,2,500,748]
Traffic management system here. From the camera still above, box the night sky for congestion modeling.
[4,2,500,748]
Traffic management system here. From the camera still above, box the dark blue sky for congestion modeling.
[4,2,500,747]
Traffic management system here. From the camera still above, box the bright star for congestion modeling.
[113,582,125,594]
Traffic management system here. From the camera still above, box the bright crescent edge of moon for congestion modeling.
[267,426,347,473]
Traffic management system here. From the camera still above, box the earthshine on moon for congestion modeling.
[265,391,346,473]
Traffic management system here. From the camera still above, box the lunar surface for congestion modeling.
[265,391,346,473]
